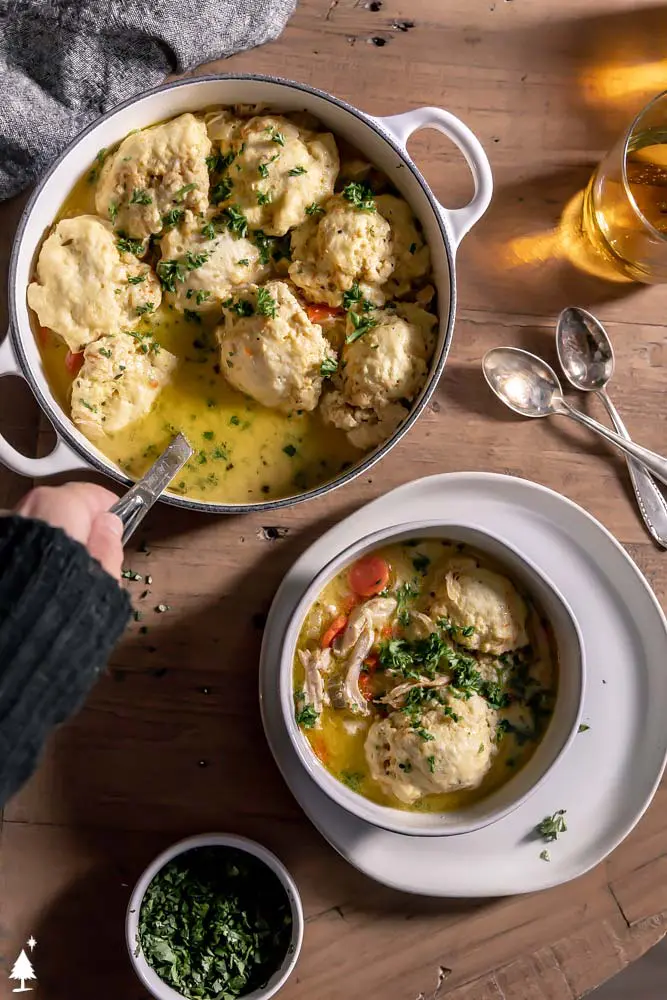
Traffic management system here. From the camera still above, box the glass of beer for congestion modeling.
[582,90,667,283]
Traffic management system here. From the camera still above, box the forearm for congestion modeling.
[0,514,131,805]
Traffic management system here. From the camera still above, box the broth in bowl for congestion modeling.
[293,537,557,813]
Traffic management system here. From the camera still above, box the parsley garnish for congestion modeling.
[87,147,107,184]
[237,258,250,266]
[196,290,211,305]
[295,703,319,728]
[536,810,567,842]
[127,274,146,285]
[283,444,297,457]
[184,309,202,324]
[229,299,254,317]
[540,849,551,862]
[578,723,590,733]
[409,241,418,254]
[185,250,210,270]
[221,205,249,238]
[98,347,112,359]
[288,165,307,176]
[173,182,197,202]
[156,258,186,292]
[256,190,272,206]
[342,282,363,310]
[116,236,144,256]
[130,188,152,205]
[206,150,236,172]
[340,771,363,792]
[427,755,436,773]
[211,176,234,204]
[412,554,430,574]
[320,356,338,377]
[256,287,277,318]
[201,221,217,240]
[413,726,435,743]
[136,302,154,316]
[345,311,379,344]
[161,208,185,231]
[269,129,286,146]
[305,202,325,216]
[342,181,375,211]
[108,202,118,224]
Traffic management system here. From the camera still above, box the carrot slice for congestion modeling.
[306,304,343,323]
[349,555,390,597]
[321,614,348,649]
[359,672,374,701]
[65,350,84,375]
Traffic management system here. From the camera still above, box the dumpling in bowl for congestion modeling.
[95,113,211,238]
[70,332,177,439]
[428,557,529,654]
[27,216,161,353]
[365,694,499,804]
[216,280,333,413]
[158,211,270,313]
[205,112,339,235]
[375,194,431,298]
[288,193,394,306]
[320,304,436,449]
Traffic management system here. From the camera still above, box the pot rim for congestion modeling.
[9,73,456,514]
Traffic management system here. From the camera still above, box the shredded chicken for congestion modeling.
[298,648,332,721]
[378,677,450,709]
[331,596,396,714]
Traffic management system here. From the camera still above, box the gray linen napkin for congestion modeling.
[0,0,297,201]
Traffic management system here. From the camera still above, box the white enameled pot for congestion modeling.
[3,75,492,512]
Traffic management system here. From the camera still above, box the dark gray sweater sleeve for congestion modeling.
[0,514,131,806]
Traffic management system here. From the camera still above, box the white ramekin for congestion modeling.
[279,520,585,837]
[126,833,304,1000]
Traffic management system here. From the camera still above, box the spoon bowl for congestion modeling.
[482,348,566,418]
[557,306,615,391]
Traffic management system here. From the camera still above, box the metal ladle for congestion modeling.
[556,306,667,548]
[482,347,667,488]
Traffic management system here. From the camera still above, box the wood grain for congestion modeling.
[2,1,667,997]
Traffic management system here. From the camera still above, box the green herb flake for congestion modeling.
[340,770,364,792]
[412,554,430,574]
[136,302,154,316]
[137,846,292,1000]
[269,129,286,146]
[127,274,146,285]
[540,849,551,862]
[536,809,567,843]
[161,207,185,230]
[427,754,436,773]
[256,190,272,206]
[202,431,215,441]
[196,290,211,305]
[409,241,418,254]
[342,180,375,211]
[578,724,590,733]
[256,287,277,318]
[230,415,241,426]
[173,182,197,202]
[221,205,249,238]
[288,165,307,176]
[295,703,319,728]
[237,258,250,266]
[98,347,112,359]
[184,309,202,324]
[345,310,378,344]
[130,187,152,205]
[283,444,297,457]
[201,221,217,240]
[87,147,108,184]
[108,202,118,224]
[305,202,325,216]
[320,356,338,377]
[211,176,234,205]
[116,236,144,257]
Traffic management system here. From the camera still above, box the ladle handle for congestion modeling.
[597,389,667,549]
[558,399,667,488]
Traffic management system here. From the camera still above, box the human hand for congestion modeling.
[15,483,123,579]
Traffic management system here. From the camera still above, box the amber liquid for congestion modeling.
[581,128,667,283]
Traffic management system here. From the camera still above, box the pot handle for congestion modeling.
[375,108,493,248]
[0,332,88,478]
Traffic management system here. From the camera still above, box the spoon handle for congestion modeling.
[597,390,667,549]
[558,399,667,489]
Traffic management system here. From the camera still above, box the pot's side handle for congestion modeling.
[0,332,88,478]
[375,107,493,248]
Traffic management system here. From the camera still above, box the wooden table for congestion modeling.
[2,1,667,997]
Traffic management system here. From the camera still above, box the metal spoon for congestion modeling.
[109,432,193,544]
[482,347,667,487]
[557,306,667,548]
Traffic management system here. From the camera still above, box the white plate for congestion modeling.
[259,473,667,897]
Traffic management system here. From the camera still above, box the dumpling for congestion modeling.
[428,557,529,654]
[375,194,431,298]
[288,194,394,306]
[95,113,211,238]
[365,694,499,804]
[27,216,161,353]
[205,112,339,235]
[71,332,177,439]
[216,280,333,413]
[158,211,270,313]
[320,305,435,449]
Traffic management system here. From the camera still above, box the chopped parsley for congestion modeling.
[185,250,210,270]
[427,755,436,773]
[288,165,307,176]
[108,202,118,224]
[220,205,249,238]
[212,445,228,460]
[256,190,272,206]
[229,298,254,317]
[342,282,363,310]
[130,187,152,205]
[173,182,197,202]
[305,202,325,216]
[345,311,378,344]
[295,703,319,728]
[578,723,590,733]
[258,153,280,178]
[237,258,249,266]
[98,347,112,359]
[127,274,146,284]
[135,302,154,316]
[137,846,293,1000]
[202,431,214,441]
[206,149,236,172]
[161,207,185,230]
[269,129,286,146]
[211,176,234,204]
[340,771,364,792]
[156,258,186,292]
[196,290,211,304]
[256,287,277,318]
[320,356,338,377]
[540,849,551,862]
[282,444,297,457]
[342,180,375,211]
[116,236,144,256]
[184,309,202,324]
[201,221,217,240]
[412,554,430,574]
[396,580,419,626]
[535,809,567,842]
[409,241,418,254]
[413,726,435,743]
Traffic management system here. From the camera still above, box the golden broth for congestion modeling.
[35,170,360,503]
[294,539,558,814]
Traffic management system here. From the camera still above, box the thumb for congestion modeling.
[87,511,124,579]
